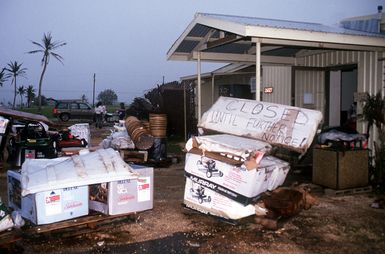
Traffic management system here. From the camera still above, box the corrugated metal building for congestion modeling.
[169,8,385,148]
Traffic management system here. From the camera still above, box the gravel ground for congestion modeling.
[1,124,384,254]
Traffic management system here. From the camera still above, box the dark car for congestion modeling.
[53,101,95,122]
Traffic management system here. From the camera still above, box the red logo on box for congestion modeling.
[46,195,61,204]
[138,183,149,190]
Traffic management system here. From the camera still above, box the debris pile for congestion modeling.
[100,114,169,164]
[183,97,323,224]
[1,108,154,231]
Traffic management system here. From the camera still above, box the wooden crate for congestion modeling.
[312,148,369,190]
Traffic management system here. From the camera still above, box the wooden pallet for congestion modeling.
[0,230,23,247]
[0,212,137,246]
[324,185,372,196]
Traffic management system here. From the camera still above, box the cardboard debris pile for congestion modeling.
[183,97,323,221]
[7,148,154,225]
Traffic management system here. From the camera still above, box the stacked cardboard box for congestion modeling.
[89,164,153,215]
[7,148,153,225]
[183,97,323,220]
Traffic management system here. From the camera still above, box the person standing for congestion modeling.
[117,102,126,120]
[95,101,106,128]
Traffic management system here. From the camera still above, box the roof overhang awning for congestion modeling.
[167,12,385,120]
[167,12,385,64]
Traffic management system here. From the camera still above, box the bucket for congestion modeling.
[149,113,167,138]
[125,116,154,150]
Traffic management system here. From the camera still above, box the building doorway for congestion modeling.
[328,65,358,129]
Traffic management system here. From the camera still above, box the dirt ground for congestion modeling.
[1,124,385,254]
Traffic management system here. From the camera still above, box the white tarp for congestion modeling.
[99,130,135,150]
[68,123,91,147]
[185,134,272,162]
[198,97,323,153]
[21,148,137,196]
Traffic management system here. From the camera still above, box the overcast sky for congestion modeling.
[0,0,383,105]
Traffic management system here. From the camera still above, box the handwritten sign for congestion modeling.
[198,97,323,153]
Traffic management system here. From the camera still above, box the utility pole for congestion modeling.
[92,73,96,107]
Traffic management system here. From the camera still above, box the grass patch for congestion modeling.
[18,106,55,119]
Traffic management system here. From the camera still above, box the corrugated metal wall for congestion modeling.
[294,69,325,113]
[262,66,291,105]
[301,51,383,96]
[297,50,385,148]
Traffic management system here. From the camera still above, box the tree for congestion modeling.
[28,32,66,112]
[0,68,7,87]
[5,61,27,109]
[26,85,36,108]
[17,85,26,108]
[97,89,118,105]
[33,95,47,106]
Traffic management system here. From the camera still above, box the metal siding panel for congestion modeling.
[294,69,325,114]
[262,66,291,105]
[300,50,382,143]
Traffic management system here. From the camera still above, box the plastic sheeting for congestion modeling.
[99,129,135,150]
[21,148,137,196]
[68,123,91,148]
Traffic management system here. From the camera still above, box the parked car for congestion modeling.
[53,101,95,122]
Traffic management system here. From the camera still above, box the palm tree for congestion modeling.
[0,68,7,87]
[28,32,66,112]
[26,85,36,108]
[17,85,26,108]
[5,61,27,109]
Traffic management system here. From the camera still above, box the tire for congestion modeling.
[52,141,58,155]
[60,113,70,122]
[207,196,211,203]
[81,139,87,147]
[198,197,203,204]
[219,171,224,177]
[206,171,212,178]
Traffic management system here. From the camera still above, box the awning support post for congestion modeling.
[256,40,261,101]
[197,52,202,120]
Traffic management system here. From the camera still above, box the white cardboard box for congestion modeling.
[184,152,290,205]
[89,165,153,215]
[183,177,255,220]
[7,170,89,225]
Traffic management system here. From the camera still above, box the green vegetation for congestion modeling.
[97,89,118,105]
[20,106,55,119]
[361,91,385,192]
[4,61,27,109]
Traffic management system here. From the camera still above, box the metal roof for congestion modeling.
[167,12,385,64]
[200,13,385,38]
